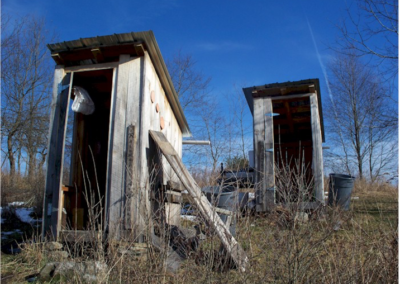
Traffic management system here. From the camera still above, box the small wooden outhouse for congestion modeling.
[243,79,325,212]
[42,31,190,241]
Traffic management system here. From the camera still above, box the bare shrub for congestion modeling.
[1,171,44,217]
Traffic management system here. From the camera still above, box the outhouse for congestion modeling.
[42,31,190,242]
[243,79,325,212]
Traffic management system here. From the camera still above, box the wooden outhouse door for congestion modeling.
[43,66,116,240]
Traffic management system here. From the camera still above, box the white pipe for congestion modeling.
[182,140,211,145]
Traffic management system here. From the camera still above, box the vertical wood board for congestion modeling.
[310,93,324,203]
[108,55,131,238]
[42,69,73,239]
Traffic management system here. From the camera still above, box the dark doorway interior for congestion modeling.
[61,69,113,230]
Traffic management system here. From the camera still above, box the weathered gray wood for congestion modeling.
[269,92,313,101]
[214,207,233,216]
[253,97,275,212]
[108,55,131,239]
[167,180,183,192]
[42,67,65,239]
[165,190,182,203]
[310,93,324,204]
[253,98,264,212]
[165,202,181,226]
[125,56,144,241]
[125,125,135,229]
[64,62,119,73]
[137,52,152,242]
[149,130,249,272]
[263,98,275,210]
[42,69,73,240]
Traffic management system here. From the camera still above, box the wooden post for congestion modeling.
[264,98,275,210]
[253,97,274,212]
[310,93,324,204]
[125,124,135,230]
[108,55,142,240]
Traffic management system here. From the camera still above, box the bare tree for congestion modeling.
[167,52,251,177]
[166,50,211,116]
[337,0,398,75]
[324,53,397,180]
[226,84,252,161]
[1,14,55,179]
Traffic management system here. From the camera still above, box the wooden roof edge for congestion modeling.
[242,78,325,142]
[48,31,191,137]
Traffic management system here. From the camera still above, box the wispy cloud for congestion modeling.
[196,41,253,52]
[305,17,333,100]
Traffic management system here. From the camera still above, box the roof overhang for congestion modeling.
[48,31,191,137]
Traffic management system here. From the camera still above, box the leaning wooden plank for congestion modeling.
[149,130,249,272]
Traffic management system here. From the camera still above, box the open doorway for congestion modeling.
[272,96,314,203]
[61,68,114,231]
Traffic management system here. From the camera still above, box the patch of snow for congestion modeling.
[15,208,35,223]
[8,201,25,207]
[2,229,22,236]
[0,206,41,224]
[181,215,197,221]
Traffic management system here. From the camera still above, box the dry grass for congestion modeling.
[1,172,45,217]
[1,172,397,283]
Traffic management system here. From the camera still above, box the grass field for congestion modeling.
[1,183,398,283]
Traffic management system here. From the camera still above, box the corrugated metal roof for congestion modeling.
[48,31,191,137]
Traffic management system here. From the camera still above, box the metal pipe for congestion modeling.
[182,140,211,145]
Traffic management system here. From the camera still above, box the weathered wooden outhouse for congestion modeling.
[243,79,325,212]
[42,31,191,242]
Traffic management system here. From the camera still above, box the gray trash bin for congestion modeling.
[328,173,355,210]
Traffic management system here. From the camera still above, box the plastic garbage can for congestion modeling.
[328,173,355,210]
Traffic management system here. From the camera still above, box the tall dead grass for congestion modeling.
[3,163,397,283]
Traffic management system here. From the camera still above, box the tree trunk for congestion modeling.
[7,135,15,182]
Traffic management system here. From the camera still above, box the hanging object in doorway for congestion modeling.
[71,86,95,115]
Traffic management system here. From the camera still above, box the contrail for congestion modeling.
[305,17,333,101]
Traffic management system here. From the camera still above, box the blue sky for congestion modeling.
[3,0,348,99]
[3,0,397,176]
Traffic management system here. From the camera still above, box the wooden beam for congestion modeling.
[214,207,233,216]
[107,54,132,239]
[269,93,314,101]
[310,93,324,204]
[253,98,264,211]
[91,48,104,62]
[165,190,182,203]
[134,44,145,57]
[64,62,118,73]
[263,98,275,210]
[125,125,135,230]
[167,180,183,192]
[149,130,249,272]
[51,53,65,65]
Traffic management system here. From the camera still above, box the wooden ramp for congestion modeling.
[149,130,249,272]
